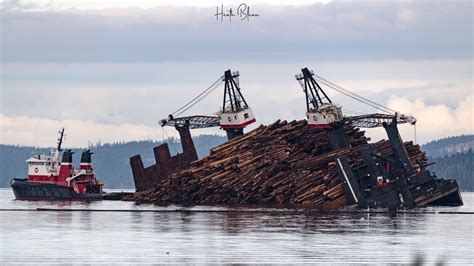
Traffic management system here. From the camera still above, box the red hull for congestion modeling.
[220,118,256,129]
[308,124,331,129]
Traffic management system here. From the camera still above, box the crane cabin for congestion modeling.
[219,70,256,129]
[306,103,343,129]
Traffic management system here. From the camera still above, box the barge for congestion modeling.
[128,68,463,209]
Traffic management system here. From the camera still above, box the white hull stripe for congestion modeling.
[336,158,359,203]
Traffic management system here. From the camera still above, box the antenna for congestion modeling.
[57,127,65,152]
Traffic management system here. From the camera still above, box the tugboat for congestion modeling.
[10,128,104,200]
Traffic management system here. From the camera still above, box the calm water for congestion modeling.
[0,188,473,264]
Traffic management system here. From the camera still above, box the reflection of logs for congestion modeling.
[128,120,427,208]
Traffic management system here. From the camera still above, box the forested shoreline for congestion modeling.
[1,134,472,190]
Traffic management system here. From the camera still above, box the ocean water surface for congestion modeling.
[0,189,472,264]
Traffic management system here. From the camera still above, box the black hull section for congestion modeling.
[336,156,464,209]
[412,179,463,207]
[425,180,464,207]
[10,179,103,201]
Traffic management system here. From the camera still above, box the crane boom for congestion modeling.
[345,113,417,128]
[159,115,220,129]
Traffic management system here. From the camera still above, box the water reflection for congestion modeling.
[218,211,393,235]
[79,211,92,231]
[0,189,472,264]
[54,210,73,225]
[152,213,173,233]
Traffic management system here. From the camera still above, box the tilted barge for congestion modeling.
[128,68,463,209]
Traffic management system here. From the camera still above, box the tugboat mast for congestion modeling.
[57,127,65,152]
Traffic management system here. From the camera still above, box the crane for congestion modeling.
[295,67,416,130]
[159,69,256,140]
[295,67,418,164]
[294,67,434,209]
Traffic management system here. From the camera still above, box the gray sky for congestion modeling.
[1,0,472,147]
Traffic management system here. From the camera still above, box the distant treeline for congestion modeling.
[422,134,473,158]
[427,149,473,191]
[421,134,473,191]
[0,135,227,189]
[1,134,472,190]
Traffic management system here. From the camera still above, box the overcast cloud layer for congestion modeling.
[2,1,472,62]
[1,1,472,147]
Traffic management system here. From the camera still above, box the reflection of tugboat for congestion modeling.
[11,128,104,200]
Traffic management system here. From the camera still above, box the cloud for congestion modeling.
[1,2,472,146]
[1,60,472,146]
[0,114,153,147]
[0,114,225,147]
[0,0,51,11]
[2,93,471,147]
[384,95,473,144]
[1,0,331,10]
[1,1,472,63]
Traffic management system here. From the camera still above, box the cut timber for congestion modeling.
[127,119,433,208]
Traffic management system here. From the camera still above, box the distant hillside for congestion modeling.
[422,134,474,158]
[421,135,473,191]
[0,135,227,189]
[1,134,472,191]
[427,149,473,191]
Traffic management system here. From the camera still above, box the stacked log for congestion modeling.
[127,119,427,208]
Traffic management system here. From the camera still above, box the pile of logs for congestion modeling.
[127,120,428,208]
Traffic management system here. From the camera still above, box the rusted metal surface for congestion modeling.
[130,125,198,192]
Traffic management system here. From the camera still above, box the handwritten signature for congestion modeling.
[215,3,259,22]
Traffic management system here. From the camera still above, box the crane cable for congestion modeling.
[317,77,392,114]
[161,127,179,154]
[171,76,224,117]
[173,80,223,117]
[177,79,224,117]
[414,123,417,145]
[315,76,394,114]
[313,74,397,114]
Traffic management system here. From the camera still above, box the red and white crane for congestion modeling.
[295,67,417,130]
[159,69,256,140]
